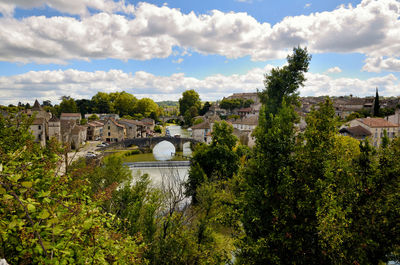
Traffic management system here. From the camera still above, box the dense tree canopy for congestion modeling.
[59,96,78,113]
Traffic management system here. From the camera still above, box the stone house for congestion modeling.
[71,125,87,149]
[349,118,399,147]
[118,119,146,138]
[60,113,82,124]
[191,120,212,144]
[386,109,400,126]
[140,118,155,131]
[60,120,76,145]
[48,116,61,142]
[29,118,46,147]
[103,118,126,143]
[86,121,104,141]
[232,116,258,131]
[339,126,372,140]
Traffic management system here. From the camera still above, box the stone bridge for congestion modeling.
[104,137,200,151]
[159,115,184,123]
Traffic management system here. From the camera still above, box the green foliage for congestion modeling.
[179,89,201,118]
[88,114,99,121]
[135,98,161,118]
[59,96,78,113]
[184,105,199,126]
[199,101,212,116]
[373,88,380,117]
[193,117,204,125]
[113,91,137,117]
[75,99,93,116]
[80,118,88,125]
[235,45,400,264]
[186,121,239,203]
[0,114,145,264]
[92,92,114,114]
[220,98,254,111]
[154,125,162,133]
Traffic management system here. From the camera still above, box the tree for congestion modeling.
[373,87,380,117]
[88,114,100,121]
[199,101,211,116]
[237,47,312,264]
[134,98,159,118]
[0,114,146,264]
[236,47,400,264]
[59,96,78,113]
[76,98,93,116]
[92,92,114,113]
[179,90,201,117]
[113,91,137,117]
[186,121,239,203]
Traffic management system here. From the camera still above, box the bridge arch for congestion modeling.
[103,137,200,151]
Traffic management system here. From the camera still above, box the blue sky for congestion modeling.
[0,0,399,104]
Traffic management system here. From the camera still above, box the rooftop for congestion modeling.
[357,118,399,128]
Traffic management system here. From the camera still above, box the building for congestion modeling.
[71,125,87,149]
[103,118,126,142]
[191,120,212,144]
[386,109,400,126]
[29,118,46,147]
[232,116,258,131]
[349,118,399,146]
[48,116,61,142]
[86,121,103,141]
[226,92,260,105]
[339,126,372,140]
[60,113,82,124]
[118,119,146,138]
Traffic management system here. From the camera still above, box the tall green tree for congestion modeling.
[179,90,201,124]
[76,98,93,116]
[237,47,312,264]
[113,91,137,117]
[59,96,78,113]
[186,121,239,203]
[134,97,160,118]
[92,92,114,113]
[373,87,380,117]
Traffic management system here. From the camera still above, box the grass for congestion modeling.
[104,150,190,163]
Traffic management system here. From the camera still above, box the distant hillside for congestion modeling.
[156,101,179,107]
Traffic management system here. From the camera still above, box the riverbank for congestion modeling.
[104,149,190,162]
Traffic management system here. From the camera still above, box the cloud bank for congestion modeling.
[0,0,399,72]
[0,67,398,105]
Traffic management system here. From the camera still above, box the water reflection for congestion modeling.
[153,140,175,161]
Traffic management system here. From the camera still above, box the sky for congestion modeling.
[0,0,400,105]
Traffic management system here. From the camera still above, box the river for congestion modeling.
[127,125,191,186]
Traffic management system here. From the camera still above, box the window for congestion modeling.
[108,132,111,136]
[38,125,41,130]
[108,126,110,130]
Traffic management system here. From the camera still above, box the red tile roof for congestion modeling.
[357,118,399,128]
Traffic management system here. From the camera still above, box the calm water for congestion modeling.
[128,125,191,186]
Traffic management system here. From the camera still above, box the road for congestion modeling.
[57,140,103,175]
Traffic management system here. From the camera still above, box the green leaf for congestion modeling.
[83,218,93,230]
[0,187,6,194]
[27,203,36,212]
[39,209,50,219]
[21,181,33,188]
[8,220,18,229]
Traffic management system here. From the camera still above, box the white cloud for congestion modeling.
[326,66,342,73]
[363,56,400,72]
[304,3,311,8]
[0,0,134,17]
[0,0,400,71]
[172,58,184,64]
[0,67,398,105]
